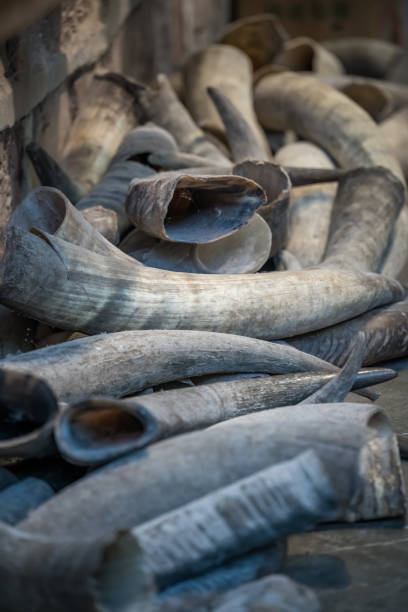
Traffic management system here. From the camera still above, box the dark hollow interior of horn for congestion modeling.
[14,189,67,234]
[164,183,262,243]
[68,405,149,448]
[0,373,57,439]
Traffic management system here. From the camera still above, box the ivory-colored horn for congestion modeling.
[133,451,343,589]
[0,370,58,459]
[0,329,355,403]
[323,38,403,78]
[219,13,288,70]
[254,72,403,178]
[254,72,406,272]
[287,296,408,367]
[0,523,156,612]
[339,81,393,121]
[103,72,229,165]
[125,172,266,243]
[207,86,271,162]
[60,75,137,193]
[184,44,269,154]
[54,366,395,466]
[379,203,408,279]
[26,143,81,203]
[275,141,336,267]
[79,206,119,244]
[0,223,403,338]
[275,36,344,75]
[19,404,405,540]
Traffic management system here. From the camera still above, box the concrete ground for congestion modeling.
[282,358,408,610]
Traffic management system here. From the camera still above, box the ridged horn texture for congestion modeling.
[7,186,129,261]
[19,404,405,540]
[207,86,271,162]
[275,141,336,267]
[0,369,58,459]
[0,523,156,612]
[254,71,406,275]
[60,76,137,193]
[105,71,229,165]
[25,143,81,204]
[275,36,344,75]
[125,172,266,243]
[0,329,353,403]
[160,544,287,601]
[133,450,342,589]
[120,214,272,274]
[54,367,396,466]
[0,222,403,338]
[233,161,291,255]
[184,44,270,155]
[219,13,289,70]
[287,297,408,367]
[323,38,403,78]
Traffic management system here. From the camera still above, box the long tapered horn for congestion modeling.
[275,36,344,75]
[322,38,403,79]
[60,75,137,193]
[125,172,266,243]
[0,370,58,459]
[20,404,405,540]
[254,72,405,273]
[103,72,229,165]
[380,108,408,180]
[0,224,403,339]
[184,44,270,156]
[0,329,358,403]
[133,450,343,589]
[275,141,337,267]
[0,523,156,612]
[54,367,395,466]
[287,296,408,367]
[219,13,288,70]
[26,143,82,203]
[207,86,270,162]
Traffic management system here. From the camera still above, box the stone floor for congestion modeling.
[282,360,408,610]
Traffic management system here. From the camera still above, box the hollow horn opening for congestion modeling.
[164,176,266,243]
[56,399,158,465]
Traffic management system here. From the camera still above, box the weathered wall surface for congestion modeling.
[0,0,231,237]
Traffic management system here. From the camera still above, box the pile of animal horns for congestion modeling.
[0,12,408,612]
